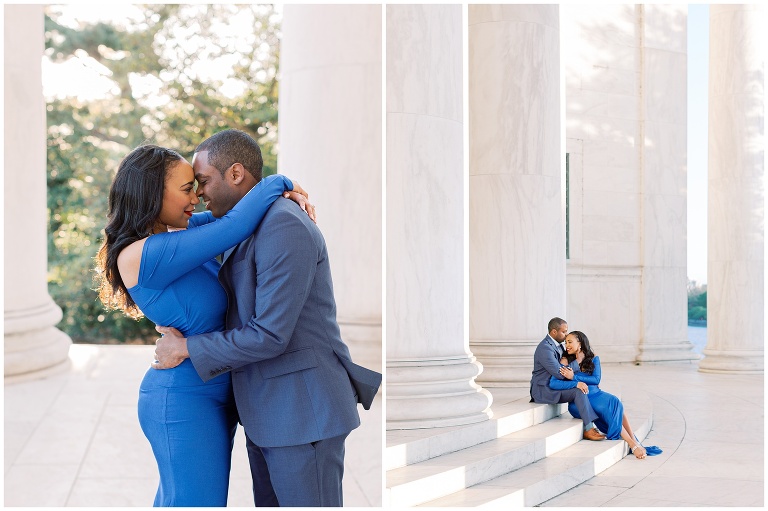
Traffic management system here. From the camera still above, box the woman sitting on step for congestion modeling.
[548,331,662,460]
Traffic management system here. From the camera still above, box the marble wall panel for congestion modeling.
[604,241,642,267]
[641,266,689,343]
[707,95,764,183]
[582,164,639,195]
[565,271,641,362]
[566,89,640,123]
[387,4,462,121]
[469,4,558,28]
[641,4,687,53]
[581,138,638,171]
[708,175,764,265]
[642,194,687,268]
[642,120,688,197]
[643,49,687,126]
[469,16,560,178]
[565,115,638,145]
[388,113,464,359]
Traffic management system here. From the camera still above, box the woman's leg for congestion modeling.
[619,423,646,459]
[139,362,238,506]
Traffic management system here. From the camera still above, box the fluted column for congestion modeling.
[468,5,565,386]
[4,5,72,382]
[279,5,382,369]
[700,4,764,374]
[386,4,492,429]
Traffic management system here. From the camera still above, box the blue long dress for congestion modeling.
[130,175,292,507]
[549,356,624,440]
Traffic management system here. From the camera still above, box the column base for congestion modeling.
[636,339,701,364]
[387,356,493,430]
[4,325,72,380]
[339,319,382,371]
[470,340,536,387]
[699,348,764,374]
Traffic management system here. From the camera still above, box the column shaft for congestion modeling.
[386,4,492,429]
[4,4,72,381]
[469,5,565,386]
[701,5,764,373]
[279,5,382,369]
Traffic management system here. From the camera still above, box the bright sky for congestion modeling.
[43,5,711,284]
[687,5,708,285]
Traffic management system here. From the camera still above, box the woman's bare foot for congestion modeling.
[631,444,647,459]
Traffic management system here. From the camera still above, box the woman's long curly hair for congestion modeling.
[563,330,597,374]
[95,145,183,318]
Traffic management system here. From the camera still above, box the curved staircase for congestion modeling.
[385,386,653,507]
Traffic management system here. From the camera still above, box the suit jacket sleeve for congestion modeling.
[187,206,318,380]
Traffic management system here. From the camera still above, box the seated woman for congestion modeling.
[549,331,660,460]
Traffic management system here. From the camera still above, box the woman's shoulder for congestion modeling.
[116,238,148,288]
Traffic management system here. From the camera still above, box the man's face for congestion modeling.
[551,323,568,343]
[192,151,239,218]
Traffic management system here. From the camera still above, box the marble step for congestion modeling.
[387,393,568,471]
[417,391,653,507]
[386,414,585,507]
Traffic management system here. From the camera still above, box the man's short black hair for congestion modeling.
[548,317,567,333]
[195,128,263,182]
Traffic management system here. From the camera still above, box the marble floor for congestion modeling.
[539,362,764,507]
[4,344,382,507]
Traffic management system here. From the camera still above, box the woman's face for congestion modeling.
[154,159,198,232]
[564,334,581,355]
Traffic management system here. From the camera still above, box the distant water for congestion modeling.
[688,325,707,354]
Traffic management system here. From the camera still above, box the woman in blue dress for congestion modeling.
[549,331,650,460]
[95,144,313,506]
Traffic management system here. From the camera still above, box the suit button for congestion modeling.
[210,370,217,376]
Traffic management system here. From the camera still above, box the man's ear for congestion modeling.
[229,163,247,185]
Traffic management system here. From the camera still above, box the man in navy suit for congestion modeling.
[155,129,381,506]
[530,317,605,441]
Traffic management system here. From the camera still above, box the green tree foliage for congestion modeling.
[687,282,707,321]
[46,5,280,343]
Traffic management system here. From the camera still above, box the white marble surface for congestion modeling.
[386,5,492,429]
[562,4,693,364]
[4,345,383,507]
[468,5,565,386]
[4,5,72,379]
[702,5,764,372]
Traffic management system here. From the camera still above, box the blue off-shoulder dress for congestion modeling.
[549,356,624,440]
[129,175,292,507]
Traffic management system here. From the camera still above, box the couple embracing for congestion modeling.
[96,129,381,506]
[530,317,661,460]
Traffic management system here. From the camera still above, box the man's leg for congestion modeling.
[558,388,598,426]
[245,433,280,507]
[260,432,348,507]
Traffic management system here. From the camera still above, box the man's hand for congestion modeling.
[560,366,575,380]
[152,326,189,370]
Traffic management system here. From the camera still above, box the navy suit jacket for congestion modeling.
[529,334,569,403]
[187,197,381,448]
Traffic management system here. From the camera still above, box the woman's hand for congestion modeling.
[560,366,575,380]
[576,381,589,394]
[283,183,317,223]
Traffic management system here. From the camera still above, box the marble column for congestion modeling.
[635,4,697,363]
[4,4,72,382]
[386,5,492,429]
[468,5,565,386]
[700,4,764,374]
[279,5,382,370]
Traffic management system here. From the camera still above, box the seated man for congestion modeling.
[530,317,605,441]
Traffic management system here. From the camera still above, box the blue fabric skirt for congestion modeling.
[138,359,238,507]
[567,388,624,440]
